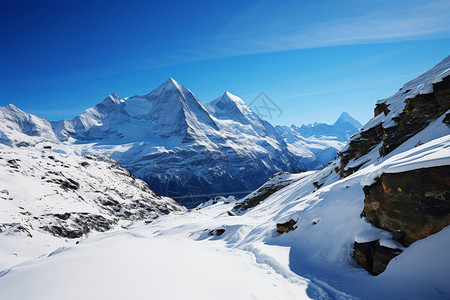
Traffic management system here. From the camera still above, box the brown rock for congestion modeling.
[276,219,297,234]
[444,112,450,124]
[353,240,402,275]
[363,166,450,246]
[374,102,390,117]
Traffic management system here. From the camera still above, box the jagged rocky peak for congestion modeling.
[138,78,219,140]
[206,90,268,136]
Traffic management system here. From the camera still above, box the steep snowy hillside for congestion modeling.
[0,145,183,269]
[208,55,449,297]
[276,112,362,169]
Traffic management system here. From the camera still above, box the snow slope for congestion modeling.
[0,227,311,300]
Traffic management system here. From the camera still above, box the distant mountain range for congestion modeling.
[275,112,362,168]
[0,78,360,207]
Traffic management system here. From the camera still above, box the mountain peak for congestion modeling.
[3,104,28,115]
[333,112,362,132]
[338,112,353,119]
[149,77,186,97]
[162,77,181,89]
[105,93,122,104]
[213,91,246,107]
[4,103,19,111]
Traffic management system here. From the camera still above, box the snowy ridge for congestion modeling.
[0,104,58,146]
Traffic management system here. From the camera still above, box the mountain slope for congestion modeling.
[0,144,184,269]
[0,104,58,147]
[0,56,448,299]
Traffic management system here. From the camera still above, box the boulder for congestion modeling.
[276,219,297,234]
[353,240,402,275]
[363,166,450,246]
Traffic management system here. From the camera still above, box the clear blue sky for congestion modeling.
[1,0,449,126]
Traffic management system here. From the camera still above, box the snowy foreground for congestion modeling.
[1,120,449,299]
[0,226,309,299]
[0,189,449,300]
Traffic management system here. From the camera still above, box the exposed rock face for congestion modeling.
[379,91,448,157]
[363,166,450,246]
[353,240,402,275]
[339,75,450,177]
[339,124,384,177]
[276,219,297,234]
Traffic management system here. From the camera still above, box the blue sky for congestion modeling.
[1,0,450,126]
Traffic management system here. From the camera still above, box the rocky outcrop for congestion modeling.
[339,75,450,177]
[276,219,297,234]
[353,240,402,275]
[339,124,384,177]
[379,90,449,157]
[362,166,450,246]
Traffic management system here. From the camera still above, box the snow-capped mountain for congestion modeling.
[286,112,361,141]
[333,111,362,135]
[0,104,58,146]
[275,112,362,169]
[0,78,363,208]
[1,79,311,208]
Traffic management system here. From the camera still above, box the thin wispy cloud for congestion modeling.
[211,0,450,56]
[280,71,422,101]
[123,0,450,72]
[16,1,450,85]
